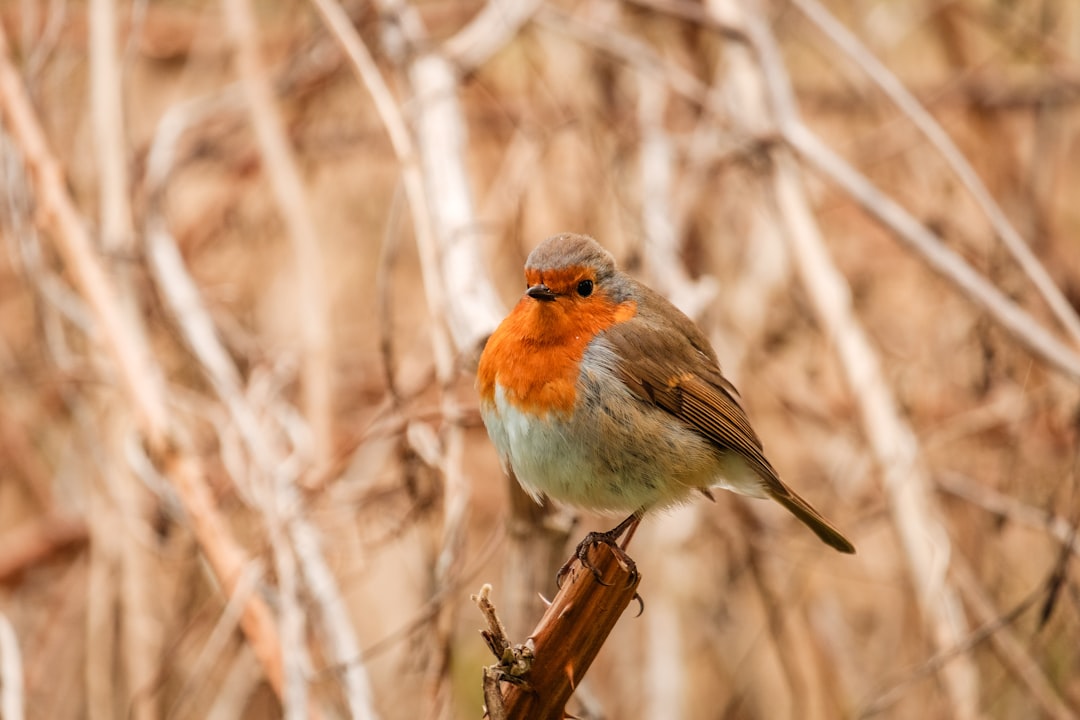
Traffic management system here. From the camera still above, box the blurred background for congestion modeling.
[1,0,1079,718]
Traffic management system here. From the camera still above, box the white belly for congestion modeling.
[482,382,744,514]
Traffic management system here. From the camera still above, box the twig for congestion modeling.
[478,543,641,719]
[0,612,24,720]
[268,518,307,720]
[936,471,1080,558]
[313,0,504,351]
[0,18,169,445]
[292,520,380,720]
[443,0,545,73]
[1,25,286,698]
[951,557,1077,720]
[394,8,507,350]
[221,0,334,467]
[85,491,119,720]
[205,645,263,720]
[90,0,134,253]
[161,453,286,697]
[146,170,380,720]
[0,513,88,583]
[89,5,165,714]
[536,5,711,108]
[785,120,1080,384]
[376,189,405,403]
[473,584,513,662]
[482,666,507,720]
[791,0,1080,348]
[636,74,718,320]
[367,4,472,713]
[318,1,513,714]
[167,560,263,720]
[856,570,1045,718]
[142,11,380,714]
[719,1,982,716]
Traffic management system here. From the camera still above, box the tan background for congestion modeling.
[1,0,1079,718]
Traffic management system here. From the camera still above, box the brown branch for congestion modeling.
[0,513,89,583]
[0,612,24,720]
[719,2,982,715]
[222,0,335,467]
[791,0,1080,348]
[501,479,572,639]
[951,558,1077,720]
[0,15,169,446]
[0,21,287,701]
[476,543,641,720]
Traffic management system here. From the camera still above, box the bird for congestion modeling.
[476,233,855,577]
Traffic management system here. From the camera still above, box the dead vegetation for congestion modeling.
[1,0,1079,718]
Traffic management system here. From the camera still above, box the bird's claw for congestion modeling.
[556,529,640,588]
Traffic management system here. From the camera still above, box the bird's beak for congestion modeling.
[526,283,557,302]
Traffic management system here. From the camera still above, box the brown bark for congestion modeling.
[479,541,641,719]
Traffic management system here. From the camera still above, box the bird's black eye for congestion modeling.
[576,279,594,297]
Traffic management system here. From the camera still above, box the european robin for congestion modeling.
[477,233,855,574]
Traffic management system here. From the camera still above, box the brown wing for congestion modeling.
[602,290,856,554]
[603,320,779,487]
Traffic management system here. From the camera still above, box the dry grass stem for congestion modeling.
[785,120,1080,384]
[637,75,718,319]
[444,0,545,73]
[221,0,334,466]
[1,19,291,700]
[0,513,88,582]
[205,645,263,720]
[952,557,1077,720]
[792,0,1080,347]
[89,6,166,712]
[0,21,169,443]
[163,454,287,697]
[938,471,1079,556]
[0,612,24,720]
[89,0,133,253]
[717,0,981,715]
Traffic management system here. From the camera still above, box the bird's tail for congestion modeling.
[767,483,856,554]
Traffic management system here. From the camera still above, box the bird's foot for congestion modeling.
[556,528,639,588]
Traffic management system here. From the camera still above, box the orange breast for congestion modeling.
[478,295,637,417]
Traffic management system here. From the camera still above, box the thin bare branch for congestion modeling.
[952,557,1077,720]
[146,171,380,720]
[791,0,1080,348]
[206,645,263,720]
[0,20,169,445]
[857,573,1044,718]
[89,5,163,715]
[715,1,981,716]
[784,123,1080,384]
[443,0,544,73]
[937,471,1080,557]
[0,513,87,582]
[1,21,294,699]
[637,75,718,320]
[90,0,133,252]
[478,543,641,719]
[221,0,334,467]
[0,612,24,720]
